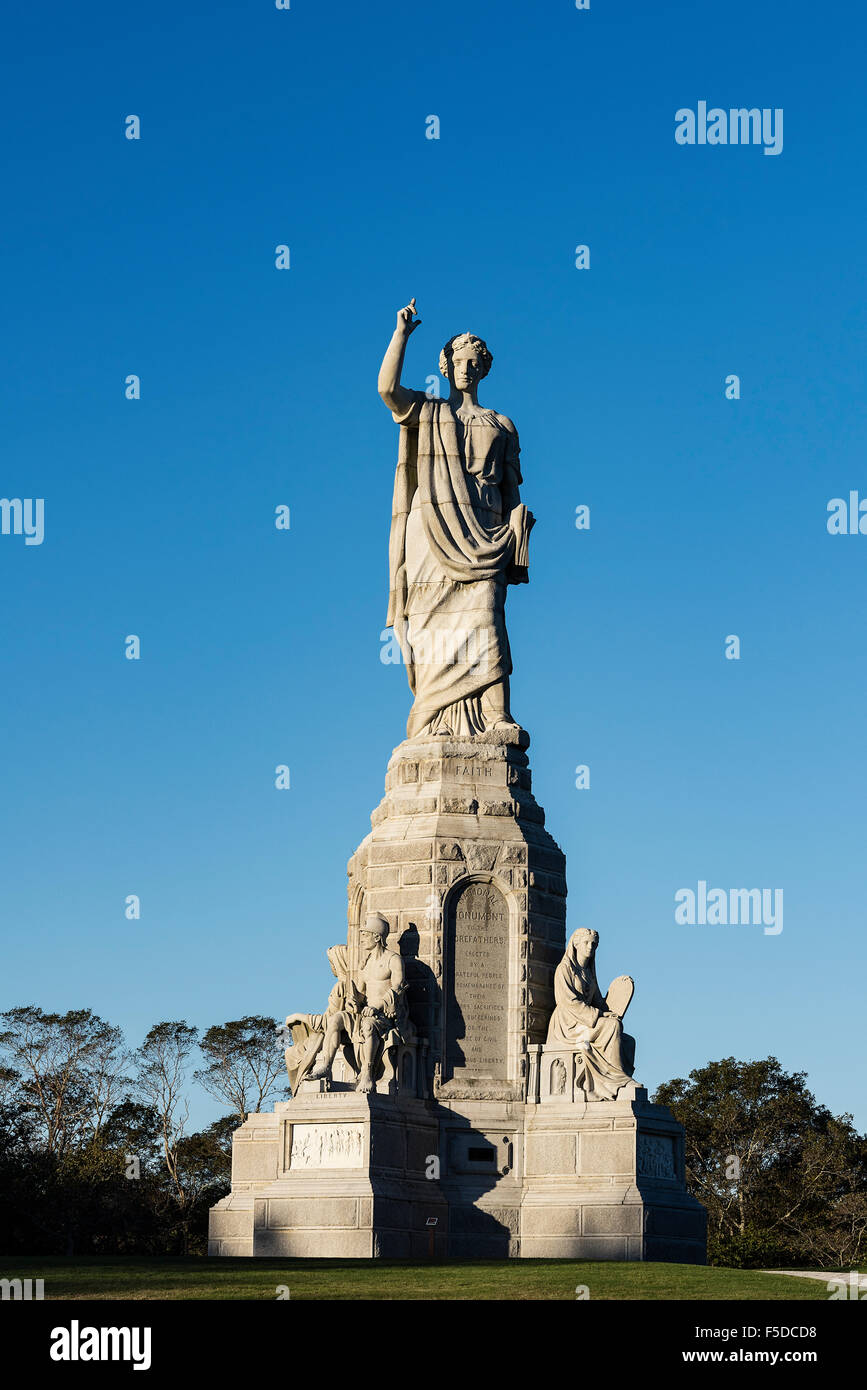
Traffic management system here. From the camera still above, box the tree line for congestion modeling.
[656,1057,867,1268]
[1,1005,864,1266]
[0,1007,286,1256]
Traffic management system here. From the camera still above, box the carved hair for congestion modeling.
[570,927,599,951]
[439,332,493,381]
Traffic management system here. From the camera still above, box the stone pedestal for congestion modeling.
[346,727,566,1085]
[209,1086,705,1261]
[520,1089,706,1260]
[209,1087,447,1259]
[209,730,707,1263]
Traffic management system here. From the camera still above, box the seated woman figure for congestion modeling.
[546,928,637,1099]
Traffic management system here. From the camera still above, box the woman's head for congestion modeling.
[569,928,599,965]
[439,332,493,389]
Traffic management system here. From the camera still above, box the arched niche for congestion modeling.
[443,875,512,1082]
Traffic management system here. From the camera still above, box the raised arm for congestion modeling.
[378,298,421,416]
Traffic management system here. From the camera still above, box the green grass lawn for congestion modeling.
[0,1256,837,1300]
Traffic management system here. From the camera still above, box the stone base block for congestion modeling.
[209,1090,447,1259]
[520,1095,707,1263]
[210,1092,706,1262]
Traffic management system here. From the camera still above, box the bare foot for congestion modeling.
[355,1071,375,1094]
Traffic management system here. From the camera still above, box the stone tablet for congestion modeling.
[446,880,509,1079]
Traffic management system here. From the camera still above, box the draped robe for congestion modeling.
[285,945,353,1092]
[387,394,531,738]
[546,944,637,1099]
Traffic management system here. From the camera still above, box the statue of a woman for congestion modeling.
[378,299,535,739]
[547,928,637,1099]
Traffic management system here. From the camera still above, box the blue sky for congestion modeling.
[2,0,865,1129]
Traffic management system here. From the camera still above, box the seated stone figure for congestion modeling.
[546,927,636,1099]
[305,914,412,1094]
[282,944,353,1093]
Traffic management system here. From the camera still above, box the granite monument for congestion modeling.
[208,302,707,1261]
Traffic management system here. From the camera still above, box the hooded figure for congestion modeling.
[547,928,637,1099]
